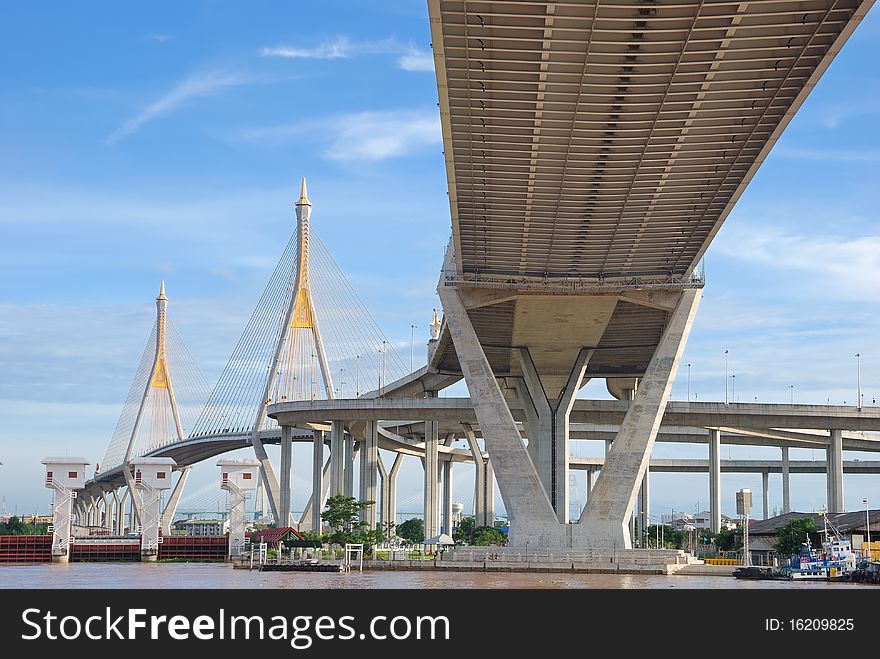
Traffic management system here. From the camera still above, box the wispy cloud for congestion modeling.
[260,36,352,59]
[324,110,441,160]
[149,34,173,42]
[772,147,880,162]
[397,48,434,72]
[106,70,255,144]
[715,224,880,300]
[235,109,441,161]
[261,36,434,72]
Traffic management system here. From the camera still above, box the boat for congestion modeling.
[732,566,787,580]
[787,515,857,581]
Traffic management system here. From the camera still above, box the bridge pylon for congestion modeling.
[97,282,208,532]
[249,178,336,526]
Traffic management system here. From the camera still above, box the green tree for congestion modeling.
[452,516,475,544]
[396,518,424,544]
[320,495,380,551]
[774,517,822,558]
[0,516,41,536]
[472,526,507,546]
[713,527,741,552]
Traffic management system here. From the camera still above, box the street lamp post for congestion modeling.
[355,355,361,397]
[790,384,794,404]
[731,374,736,404]
[687,363,691,402]
[865,497,872,559]
[410,324,418,372]
[724,350,729,404]
[379,340,389,396]
[855,353,862,409]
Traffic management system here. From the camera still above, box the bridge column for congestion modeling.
[484,460,495,528]
[343,433,355,498]
[301,458,331,532]
[463,424,487,526]
[279,425,293,525]
[109,489,121,534]
[378,452,403,534]
[117,488,128,535]
[305,431,327,533]
[709,429,721,534]
[637,468,650,544]
[85,499,96,527]
[586,468,593,498]
[439,281,559,546]
[329,420,345,496]
[162,466,190,534]
[359,421,379,527]
[781,447,791,513]
[827,429,845,513]
[424,397,441,538]
[515,347,593,523]
[579,288,702,548]
[442,460,453,534]
[762,471,770,520]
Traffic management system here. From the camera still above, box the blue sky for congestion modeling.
[1,1,879,522]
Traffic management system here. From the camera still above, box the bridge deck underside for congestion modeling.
[433,0,867,280]
[433,296,668,380]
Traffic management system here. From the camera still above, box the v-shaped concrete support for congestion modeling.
[439,282,558,540]
[516,347,593,522]
[578,288,701,547]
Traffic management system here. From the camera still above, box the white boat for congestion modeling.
[788,515,858,581]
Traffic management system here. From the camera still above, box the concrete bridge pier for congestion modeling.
[162,466,190,534]
[300,431,329,533]
[781,447,791,513]
[579,289,702,548]
[515,347,593,523]
[329,420,344,496]
[343,432,355,498]
[827,429,845,513]
[637,468,650,545]
[279,425,294,526]
[113,487,128,535]
[359,421,379,527]
[462,423,495,527]
[442,460,453,534]
[762,471,770,519]
[709,429,721,534]
[378,452,403,533]
[424,405,441,538]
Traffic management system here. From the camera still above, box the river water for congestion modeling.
[0,564,866,589]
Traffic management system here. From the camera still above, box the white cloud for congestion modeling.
[397,48,434,72]
[261,36,434,72]
[236,109,441,161]
[324,110,441,160]
[260,36,352,59]
[714,224,880,301]
[149,34,173,42]
[106,70,255,143]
